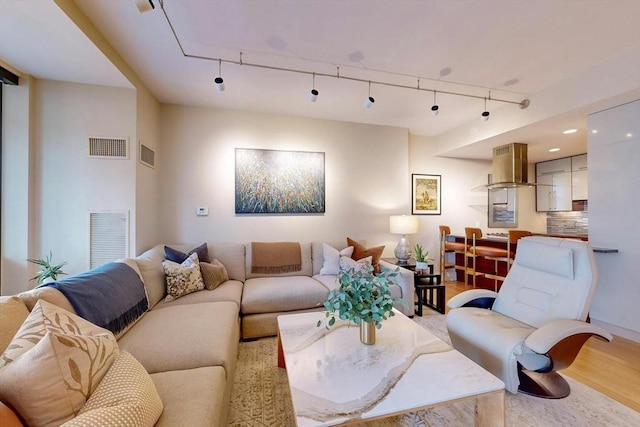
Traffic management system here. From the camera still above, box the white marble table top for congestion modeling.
[277,309,505,426]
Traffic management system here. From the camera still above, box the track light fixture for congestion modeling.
[364,81,375,109]
[309,73,318,102]
[214,59,225,92]
[431,90,439,116]
[481,95,490,121]
[160,2,531,113]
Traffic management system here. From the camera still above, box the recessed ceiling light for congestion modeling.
[563,129,578,134]
[549,148,560,152]
[626,133,633,138]
[591,129,598,134]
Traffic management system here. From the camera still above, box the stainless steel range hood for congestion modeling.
[490,142,529,188]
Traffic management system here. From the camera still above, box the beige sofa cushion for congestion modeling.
[241,276,328,314]
[150,366,226,427]
[134,244,167,309]
[0,296,29,354]
[117,301,239,375]
[152,279,243,311]
[245,242,312,279]
[208,243,246,282]
[17,286,75,313]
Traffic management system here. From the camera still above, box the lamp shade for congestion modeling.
[389,215,419,235]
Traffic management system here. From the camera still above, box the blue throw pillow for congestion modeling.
[164,243,210,264]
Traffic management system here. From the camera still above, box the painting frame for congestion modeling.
[235,148,325,214]
[412,174,441,215]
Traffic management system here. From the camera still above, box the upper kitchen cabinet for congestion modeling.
[571,154,588,200]
[536,157,572,211]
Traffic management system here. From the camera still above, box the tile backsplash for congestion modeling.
[547,205,589,236]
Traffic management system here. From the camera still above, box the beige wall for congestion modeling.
[135,87,161,254]
[33,80,137,282]
[1,76,35,295]
[156,104,410,254]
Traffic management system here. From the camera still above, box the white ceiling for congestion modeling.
[1,0,639,162]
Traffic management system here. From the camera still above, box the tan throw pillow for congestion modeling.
[347,237,385,273]
[162,253,205,302]
[200,259,229,290]
[0,299,114,368]
[0,296,29,354]
[61,351,163,427]
[0,331,118,427]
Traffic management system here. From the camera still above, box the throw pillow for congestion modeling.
[339,255,373,275]
[164,243,210,264]
[0,331,118,427]
[0,296,29,354]
[200,258,229,290]
[62,351,163,427]
[347,237,385,273]
[162,253,205,302]
[0,299,114,368]
[0,300,119,427]
[319,243,355,275]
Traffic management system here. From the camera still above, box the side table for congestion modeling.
[381,258,445,316]
[415,269,445,315]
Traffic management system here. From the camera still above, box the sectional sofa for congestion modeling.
[0,241,414,426]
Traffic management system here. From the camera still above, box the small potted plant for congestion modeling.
[414,243,430,271]
[27,251,68,285]
[317,264,403,345]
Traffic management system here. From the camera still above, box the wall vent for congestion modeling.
[88,137,129,159]
[89,211,129,269]
[139,143,155,168]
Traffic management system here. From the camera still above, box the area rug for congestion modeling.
[228,311,639,426]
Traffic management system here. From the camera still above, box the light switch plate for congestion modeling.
[196,207,209,216]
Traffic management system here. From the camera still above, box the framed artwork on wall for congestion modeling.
[412,174,441,215]
[235,148,325,214]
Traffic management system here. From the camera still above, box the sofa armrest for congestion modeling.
[446,289,497,310]
[379,260,414,317]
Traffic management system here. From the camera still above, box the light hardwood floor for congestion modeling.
[442,281,640,412]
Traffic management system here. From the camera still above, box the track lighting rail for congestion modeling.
[158,0,530,109]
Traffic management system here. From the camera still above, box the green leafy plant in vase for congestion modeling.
[317,264,404,344]
[27,251,68,285]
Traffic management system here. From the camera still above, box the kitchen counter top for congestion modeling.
[449,234,616,253]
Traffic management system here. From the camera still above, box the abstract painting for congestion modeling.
[235,148,325,214]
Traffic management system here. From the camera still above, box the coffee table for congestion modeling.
[277,310,505,426]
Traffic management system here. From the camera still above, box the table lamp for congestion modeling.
[389,215,419,263]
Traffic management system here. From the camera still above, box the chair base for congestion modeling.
[517,369,571,399]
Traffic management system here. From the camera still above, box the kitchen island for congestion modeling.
[446,233,614,291]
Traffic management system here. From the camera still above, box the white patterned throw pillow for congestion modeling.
[339,255,373,275]
[62,351,163,427]
[162,252,205,302]
[0,300,119,427]
[320,243,355,275]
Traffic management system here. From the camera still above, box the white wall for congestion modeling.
[409,135,546,275]
[1,76,35,295]
[588,100,640,341]
[157,105,409,254]
[135,87,160,254]
[35,80,137,280]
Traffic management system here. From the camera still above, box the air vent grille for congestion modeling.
[140,144,155,168]
[89,211,128,269]
[89,137,128,159]
[495,145,511,156]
